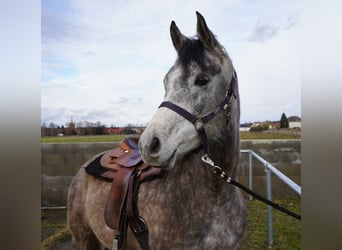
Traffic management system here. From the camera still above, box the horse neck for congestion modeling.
[166,132,239,201]
[163,104,240,201]
[207,109,240,179]
[209,136,239,178]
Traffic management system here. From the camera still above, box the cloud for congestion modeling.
[248,22,280,42]
[248,13,300,43]
[41,0,301,126]
[41,2,84,43]
[284,13,300,30]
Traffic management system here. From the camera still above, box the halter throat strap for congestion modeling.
[158,71,237,153]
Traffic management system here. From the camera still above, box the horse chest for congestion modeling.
[138,179,236,249]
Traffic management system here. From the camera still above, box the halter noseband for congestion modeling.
[158,70,238,154]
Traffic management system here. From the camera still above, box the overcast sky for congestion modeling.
[42,0,301,127]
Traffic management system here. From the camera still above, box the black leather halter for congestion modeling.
[158,70,238,153]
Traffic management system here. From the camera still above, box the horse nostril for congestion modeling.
[150,137,161,154]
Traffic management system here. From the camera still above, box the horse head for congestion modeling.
[139,12,239,168]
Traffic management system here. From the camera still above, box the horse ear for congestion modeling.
[170,20,188,52]
[196,11,218,50]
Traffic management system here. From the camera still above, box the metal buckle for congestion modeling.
[112,238,118,250]
[130,217,148,236]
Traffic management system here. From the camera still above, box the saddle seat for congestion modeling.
[85,136,164,250]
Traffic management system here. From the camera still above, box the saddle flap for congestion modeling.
[104,167,133,230]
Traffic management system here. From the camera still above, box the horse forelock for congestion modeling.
[175,38,232,79]
[176,38,225,77]
[178,38,205,68]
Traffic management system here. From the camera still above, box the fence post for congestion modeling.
[240,149,301,248]
[265,167,274,247]
[248,152,253,200]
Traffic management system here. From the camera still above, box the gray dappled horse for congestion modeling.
[68,12,246,250]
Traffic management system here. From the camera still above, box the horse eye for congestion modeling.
[194,75,210,86]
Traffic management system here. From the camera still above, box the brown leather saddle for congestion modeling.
[89,136,164,250]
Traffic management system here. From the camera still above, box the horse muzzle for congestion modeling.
[138,108,201,169]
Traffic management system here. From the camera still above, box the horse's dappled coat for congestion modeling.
[68,12,246,250]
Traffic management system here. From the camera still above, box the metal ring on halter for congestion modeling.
[211,165,223,174]
[195,119,204,131]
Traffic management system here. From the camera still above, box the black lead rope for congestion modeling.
[201,154,301,221]
[230,179,301,220]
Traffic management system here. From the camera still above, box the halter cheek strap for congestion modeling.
[158,71,237,153]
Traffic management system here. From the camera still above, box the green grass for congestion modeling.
[41,197,301,249]
[239,197,301,249]
[41,130,300,143]
[240,130,301,140]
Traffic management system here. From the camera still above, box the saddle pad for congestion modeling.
[84,155,113,182]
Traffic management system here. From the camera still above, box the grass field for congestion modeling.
[41,130,300,143]
[240,130,301,140]
[41,197,301,249]
[239,197,301,249]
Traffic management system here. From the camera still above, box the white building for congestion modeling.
[288,116,302,129]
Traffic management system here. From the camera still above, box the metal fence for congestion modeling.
[240,149,301,247]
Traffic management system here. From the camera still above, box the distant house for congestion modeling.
[288,116,302,129]
[240,117,301,131]
[240,127,250,132]
[107,127,125,134]
[271,122,280,129]
[107,127,145,135]
[240,122,252,132]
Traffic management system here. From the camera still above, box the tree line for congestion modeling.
[40,121,142,137]
[42,113,294,136]
[41,121,107,136]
